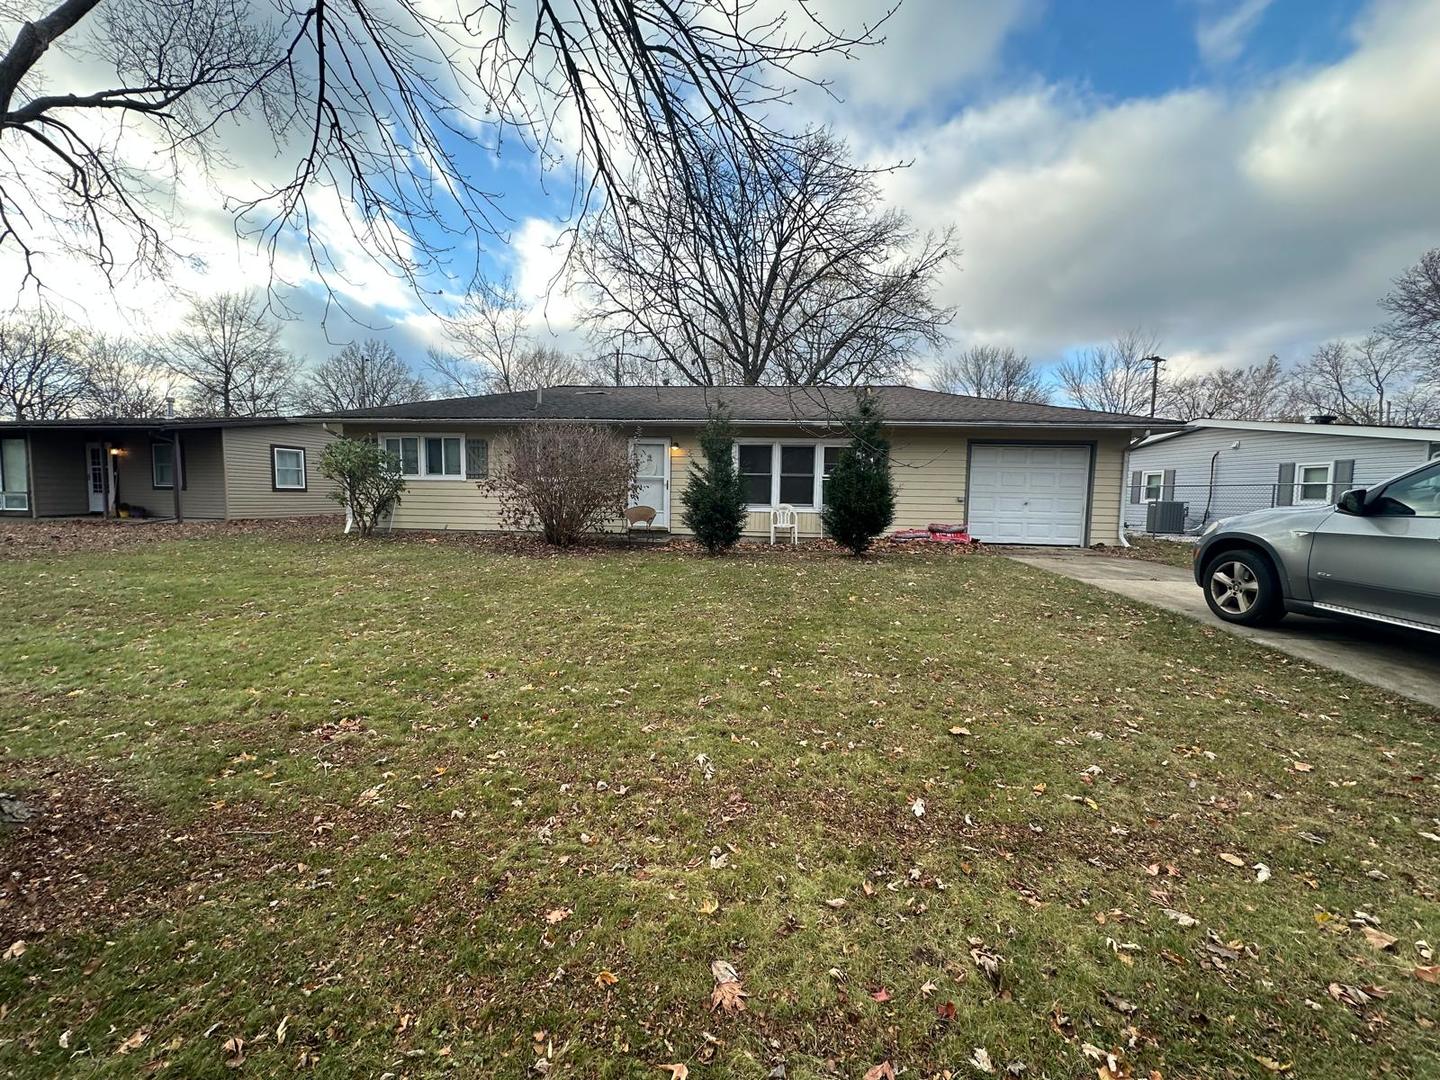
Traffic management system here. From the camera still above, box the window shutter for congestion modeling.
[1129,470,1142,504]
[1161,468,1176,502]
[465,438,488,480]
[1332,459,1355,496]
[1275,462,1295,506]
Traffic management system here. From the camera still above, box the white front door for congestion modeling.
[630,439,670,528]
[86,443,109,513]
[966,444,1091,546]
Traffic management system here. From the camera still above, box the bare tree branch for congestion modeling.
[575,128,956,387]
[929,344,1049,403]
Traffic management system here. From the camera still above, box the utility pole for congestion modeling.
[1144,355,1167,417]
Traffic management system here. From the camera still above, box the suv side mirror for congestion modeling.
[1337,488,1368,515]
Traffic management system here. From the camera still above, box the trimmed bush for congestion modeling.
[821,394,895,555]
[681,405,748,554]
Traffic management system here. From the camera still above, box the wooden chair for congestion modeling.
[624,505,657,537]
[770,503,798,545]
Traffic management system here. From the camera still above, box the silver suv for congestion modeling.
[1193,458,1440,632]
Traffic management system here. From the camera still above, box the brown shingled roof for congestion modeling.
[317,384,1180,429]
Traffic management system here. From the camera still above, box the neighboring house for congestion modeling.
[1125,418,1440,533]
[0,417,337,521]
[325,385,1181,546]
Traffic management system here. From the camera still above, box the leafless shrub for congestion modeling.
[487,423,638,545]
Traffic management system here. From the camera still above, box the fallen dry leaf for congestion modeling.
[1327,982,1389,1009]
[595,970,619,987]
[698,896,720,915]
[824,897,847,909]
[1292,762,1313,772]
[1102,990,1137,1016]
[863,1063,896,1080]
[1362,927,1398,951]
[1161,908,1198,928]
[936,1000,957,1020]
[117,1028,149,1055]
[2,940,24,961]
[545,908,572,925]
[1414,965,1439,984]
[869,987,892,1003]
[970,1046,995,1073]
[656,1065,689,1080]
[710,959,748,1014]
[1253,1055,1292,1073]
[1218,853,1245,867]
[222,1035,245,1068]
[919,979,938,997]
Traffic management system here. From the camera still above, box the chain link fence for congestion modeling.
[1123,482,1362,536]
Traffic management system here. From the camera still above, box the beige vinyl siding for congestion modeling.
[222,423,338,518]
[341,422,1131,543]
[23,432,88,516]
[113,428,227,519]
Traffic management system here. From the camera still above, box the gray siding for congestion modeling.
[26,432,90,516]
[114,428,227,519]
[222,423,337,518]
[1125,427,1431,531]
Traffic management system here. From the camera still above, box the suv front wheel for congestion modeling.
[1203,549,1284,627]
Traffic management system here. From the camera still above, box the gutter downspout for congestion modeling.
[1118,435,1137,548]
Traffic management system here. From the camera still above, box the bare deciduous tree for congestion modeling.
[488,423,638,545]
[0,0,888,298]
[1381,248,1440,362]
[1291,334,1423,424]
[1158,355,1295,421]
[81,334,174,417]
[1055,328,1164,414]
[576,129,956,387]
[432,282,589,394]
[297,339,427,413]
[166,291,298,416]
[0,306,86,418]
[929,345,1049,403]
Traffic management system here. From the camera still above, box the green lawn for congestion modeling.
[1,533,1437,1079]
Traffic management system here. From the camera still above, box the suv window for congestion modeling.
[1375,463,1440,517]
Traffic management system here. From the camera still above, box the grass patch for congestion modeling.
[1,534,1437,1078]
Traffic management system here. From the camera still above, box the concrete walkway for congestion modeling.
[1009,551,1440,710]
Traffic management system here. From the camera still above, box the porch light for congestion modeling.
[109,447,122,456]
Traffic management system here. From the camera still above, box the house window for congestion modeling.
[382,434,463,479]
[152,441,177,489]
[1295,463,1332,503]
[820,445,843,504]
[779,446,817,505]
[272,446,307,490]
[465,438,488,480]
[738,444,772,505]
[0,438,28,511]
[1142,471,1164,502]
[736,442,846,508]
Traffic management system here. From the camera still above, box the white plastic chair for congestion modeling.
[770,504,798,545]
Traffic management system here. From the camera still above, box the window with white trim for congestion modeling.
[735,442,846,508]
[0,437,28,510]
[272,446,306,490]
[738,444,772,505]
[1295,462,1332,503]
[382,434,464,478]
[1141,470,1164,502]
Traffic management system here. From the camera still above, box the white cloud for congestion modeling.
[1194,0,1275,66]
[859,0,1440,378]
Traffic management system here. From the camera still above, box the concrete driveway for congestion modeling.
[1009,551,1440,710]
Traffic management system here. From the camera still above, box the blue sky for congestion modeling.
[11,0,1439,391]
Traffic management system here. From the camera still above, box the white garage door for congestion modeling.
[967,444,1091,546]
